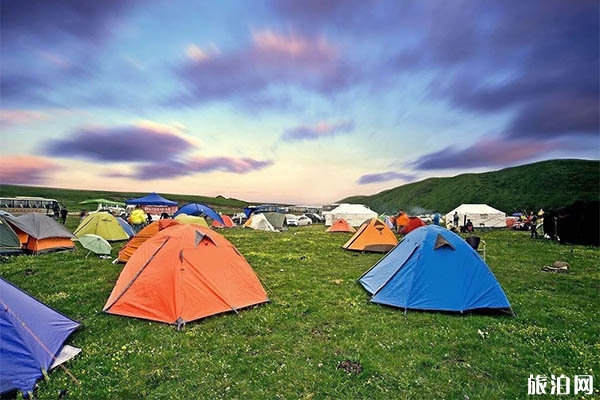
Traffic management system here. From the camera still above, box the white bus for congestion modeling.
[0,196,62,216]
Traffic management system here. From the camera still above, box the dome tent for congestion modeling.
[359,225,511,313]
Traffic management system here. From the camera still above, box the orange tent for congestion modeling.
[104,223,268,326]
[400,217,426,234]
[117,219,180,262]
[343,218,398,253]
[396,213,410,229]
[5,213,75,254]
[326,218,356,233]
[211,215,234,228]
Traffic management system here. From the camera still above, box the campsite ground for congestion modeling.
[1,220,598,399]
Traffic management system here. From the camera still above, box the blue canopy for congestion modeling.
[359,225,511,313]
[0,278,80,395]
[174,203,224,225]
[125,192,177,206]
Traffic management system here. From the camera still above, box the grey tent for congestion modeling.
[262,212,287,230]
[0,216,22,255]
[4,213,75,254]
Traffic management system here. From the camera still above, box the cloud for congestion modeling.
[282,120,354,142]
[0,155,60,185]
[173,29,356,106]
[0,110,49,126]
[44,122,197,162]
[0,0,140,44]
[120,157,273,180]
[409,137,560,170]
[357,171,417,185]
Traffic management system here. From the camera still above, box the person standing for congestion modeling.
[453,211,459,227]
[129,205,146,233]
[433,211,441,226]
[60,208,68,224]
[530,211,538,239]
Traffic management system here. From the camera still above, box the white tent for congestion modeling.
[324,204,378,227]
[445,204,506,228]
[244,213,276,231]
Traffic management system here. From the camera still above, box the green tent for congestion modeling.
[262,212,287,230]
[0,216,22,255]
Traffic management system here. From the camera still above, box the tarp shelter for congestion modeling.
[262,212,286,230]
[326,218,356,233]
[445,204,506,228]
[244,214,276,231]
[117,219,181,262]
[343,218,398,252]
[174,214,209,227]
[400,217,426,235]
[0,216,22,255]
[0,278,80,395]
[359,225,511,313]
[212,215,234,228]
[104,224,269,325]
[325,204,377,227]
[74,212,131,241]
[125,192,178,216]
[4,213,75,254]
[174,203,224,226]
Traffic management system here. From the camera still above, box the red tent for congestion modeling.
[400,217,426,234]
[211,215,234,228]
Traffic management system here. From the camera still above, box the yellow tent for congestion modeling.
[174,214,209,228]
[74,212,130,241]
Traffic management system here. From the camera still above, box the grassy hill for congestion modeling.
[341,159,600,215]
[0,185,251,215]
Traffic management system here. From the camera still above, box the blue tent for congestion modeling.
[125,192,177,206]
[174,203,224,225]
[0,278,80,395]
[359,225,511,313]
[117,217,135,237]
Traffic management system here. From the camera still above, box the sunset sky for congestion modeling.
[1,0,598,204]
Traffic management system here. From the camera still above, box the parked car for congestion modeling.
[305,213,324,223]
[285,214,299,226]
[297,215,312,226]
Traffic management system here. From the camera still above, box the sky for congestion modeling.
[1,0,598,205]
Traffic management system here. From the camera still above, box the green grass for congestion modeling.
[342,159,600,215]
[1,220,599,399]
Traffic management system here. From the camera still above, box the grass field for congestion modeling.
[1,220,599,399]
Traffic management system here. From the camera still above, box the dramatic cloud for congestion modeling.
[122,157,273,180]
[174,29,355,105]
[409,138,559,170]
[0,155,60,185]
[357,171,417,185]
[44,122,197,162]
[282,120,354,142]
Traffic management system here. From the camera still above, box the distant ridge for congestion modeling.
[341,159,600,214]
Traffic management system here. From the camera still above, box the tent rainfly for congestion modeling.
[4,213,75,254]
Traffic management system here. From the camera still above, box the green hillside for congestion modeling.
[0,185,251,214]
[342,159,600,215]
